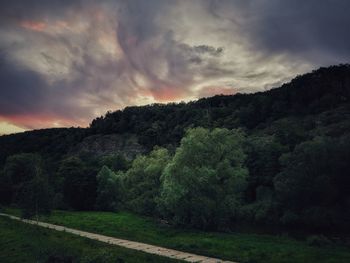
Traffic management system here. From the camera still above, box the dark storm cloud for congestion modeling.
[0,0,82,24]
[0,0,137,128]
[0,55,45,115]
[210,0,350,64]
[255,1,350,63]
[0,54,97,128]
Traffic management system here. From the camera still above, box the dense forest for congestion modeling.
[0,64,350,233]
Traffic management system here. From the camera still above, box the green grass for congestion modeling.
[3,208,350,263]
[0,216,180,263]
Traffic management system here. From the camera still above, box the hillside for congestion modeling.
[89,64,350,147]
[1,64,350,163]
[0,64,350,233]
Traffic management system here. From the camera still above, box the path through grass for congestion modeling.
[3,208,350,263]
[0,216,180,263]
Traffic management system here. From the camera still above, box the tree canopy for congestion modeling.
[95,166,123,211]
[159,128,248,229]
[123,147,171,216]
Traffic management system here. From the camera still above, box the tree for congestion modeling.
[2,153,43,205]
[58,157,96,210]
[123,147,171,216]
[159,128,248,229]
[99,154,129,172]
[18,170,52,219]
[238,135,286,224]
[272,118,309,149]
[244,135,286,202]
[0,169,12,205]
[96,166,123,211]
[274,136,350,229]
[1,153,52,218]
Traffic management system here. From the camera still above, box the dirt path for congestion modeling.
[0,213,236,263]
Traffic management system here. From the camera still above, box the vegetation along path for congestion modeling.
[0,213,235,263]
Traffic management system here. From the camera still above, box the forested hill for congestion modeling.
[1,64,350,232]
[1,64,350,164]
[89,64,350,147]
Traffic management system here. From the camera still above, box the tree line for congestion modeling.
[1,127,349,232]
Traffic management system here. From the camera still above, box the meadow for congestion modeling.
[2,208,350,263]
[0,215,180,263]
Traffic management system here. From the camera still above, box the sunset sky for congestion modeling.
[1,0,349,134]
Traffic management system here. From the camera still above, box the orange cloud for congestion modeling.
[0,114,87,131]
[140,87,188,102]
[198,86,236,98]
[20,20,47,32]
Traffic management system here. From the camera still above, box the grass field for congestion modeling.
[2,208,350,263]
[0,216,180,263]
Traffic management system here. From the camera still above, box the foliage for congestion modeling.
[244,135,286,202]
[123,147,171,216]
[274,136,350,229]
[18,171,52,219]
[2,153,41,202]
[99,154,130,172]
[1,153,52,218]
[58,157,96,210]
[0,169,12,205]
[159,128,248,229]
[0,128,85,166]
[88,65,350,147]
[95,165,123,211]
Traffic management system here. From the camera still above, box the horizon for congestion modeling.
[1,0,350,135]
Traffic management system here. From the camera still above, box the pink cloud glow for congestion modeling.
[20,20,47,32]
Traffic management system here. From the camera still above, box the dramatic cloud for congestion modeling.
[0,0,349,133]
[208,0,350,64]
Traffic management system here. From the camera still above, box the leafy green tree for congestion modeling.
[123,147,171,216]
[0,169,12,205]
[96,166,123,211]
[2,153,43,204]
[1,153,52,218]
[244,135,286,203]
[18,170,52,219]
[274,136,350,228]
[99,154,130,172]
[159,128,248,229]
[272,118,309,149]
[58,157,96,210]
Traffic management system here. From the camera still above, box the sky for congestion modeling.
[1,0,349,134]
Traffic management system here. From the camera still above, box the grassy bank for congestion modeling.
[0,216,179,263]
[2,208,350,263]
